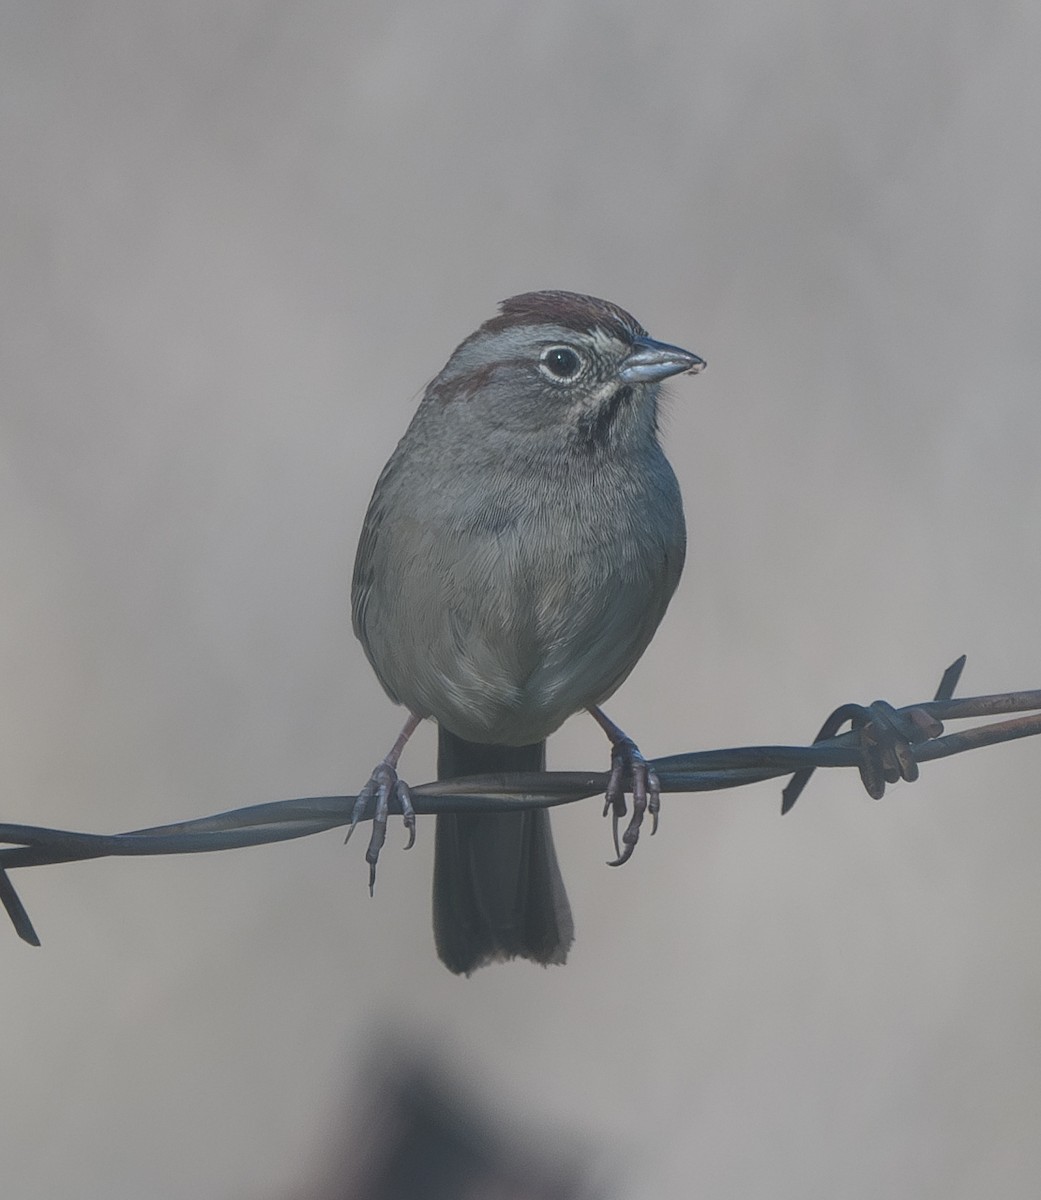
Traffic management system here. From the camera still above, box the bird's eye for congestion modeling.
[538,345,585,382]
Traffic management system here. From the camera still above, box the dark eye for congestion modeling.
[539,345,584,382]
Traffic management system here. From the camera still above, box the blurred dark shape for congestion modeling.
[297,1042,602,1200]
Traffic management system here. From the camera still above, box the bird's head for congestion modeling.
[427,290,704,450]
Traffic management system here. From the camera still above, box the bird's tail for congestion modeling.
[433,728,574,975]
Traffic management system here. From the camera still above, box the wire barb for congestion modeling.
[780,657,964,815]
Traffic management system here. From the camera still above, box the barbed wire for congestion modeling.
[4,656,1040,947]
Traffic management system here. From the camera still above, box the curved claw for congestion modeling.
[344,779,376,846]
[603,749,628,860]
[647,765,661,835]
[607,838,637,868]
[365,770,392,896]
[397,780,416,851]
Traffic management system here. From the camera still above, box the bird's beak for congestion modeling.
[618,335,706,384]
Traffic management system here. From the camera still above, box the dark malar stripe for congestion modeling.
[577,383,634,448]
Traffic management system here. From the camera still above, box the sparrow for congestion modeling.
[351,290,704,973]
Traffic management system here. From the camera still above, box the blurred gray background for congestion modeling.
[3,3,1040,1197]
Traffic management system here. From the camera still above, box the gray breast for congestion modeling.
[353,434,685,745]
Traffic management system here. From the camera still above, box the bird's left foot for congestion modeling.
[345,760,416,895]
[587,707,660,866]
[602,736,661,865]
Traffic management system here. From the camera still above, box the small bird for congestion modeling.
[351,291,704,974]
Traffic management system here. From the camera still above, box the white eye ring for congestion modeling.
[538,344,586,383]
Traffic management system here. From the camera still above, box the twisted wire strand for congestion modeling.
[4,658,1040,946]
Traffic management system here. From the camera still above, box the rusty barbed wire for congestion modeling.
[4,656,1041,947]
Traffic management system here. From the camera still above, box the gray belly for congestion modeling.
[359,511,682,745]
